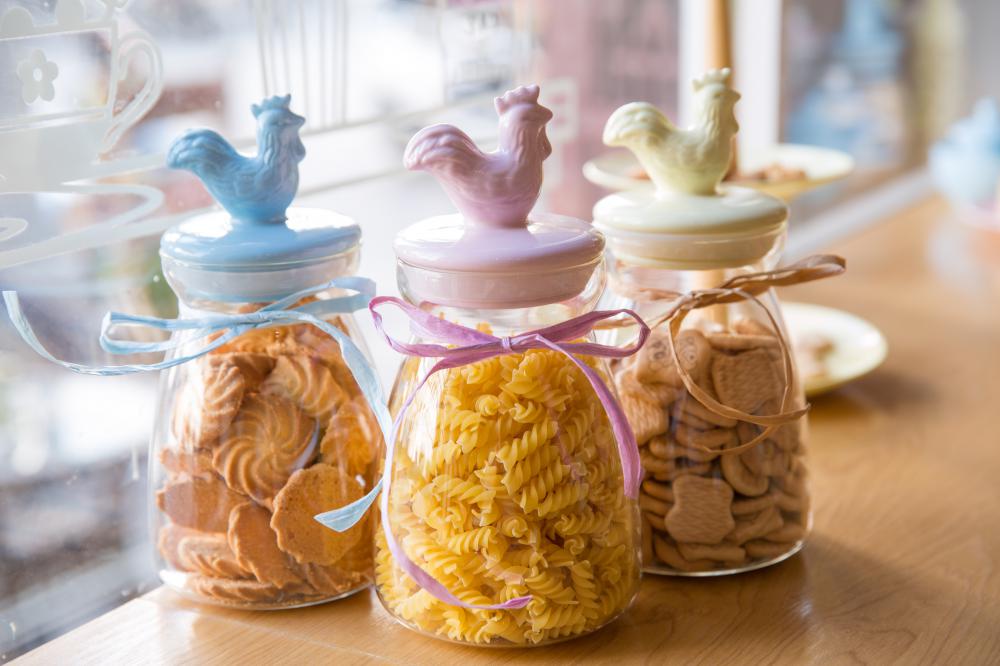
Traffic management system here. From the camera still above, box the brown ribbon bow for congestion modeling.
[644,254,846,455]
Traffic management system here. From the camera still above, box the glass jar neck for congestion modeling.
[163,245,361,307]
[401,261,606,335]
[607,232,786,305]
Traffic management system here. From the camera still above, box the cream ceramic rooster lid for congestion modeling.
[395,85,604,309]
[160,95,361,302]
[593,69,787,269]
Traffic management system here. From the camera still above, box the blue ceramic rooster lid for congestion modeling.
[160,96,361,303]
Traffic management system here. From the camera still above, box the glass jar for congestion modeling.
[151,247,382,608]
[375,266,641,645]
[372,84,640,645]
[595,71,810,575]
[602,240,810,576]
[149,96,383,608]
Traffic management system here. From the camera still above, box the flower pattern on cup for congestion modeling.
[17,50,58,104]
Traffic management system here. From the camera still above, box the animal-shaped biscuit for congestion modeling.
[720,449,769,497]
[732,318,774,337]
[271,463,366,566]
[227,501,303,589]
[745,539,794,559]
[675,394,738,428]
[641,479,675,503]
[156,476,246,532]
[664,474,735,544]
[673,424,737,451]
[707,332,779,352]
[649,436,720,463]
[173,358,246,448]
[213,392,318,502]
[727,506,783,544]
[262,355,348,423]
[652,535,713,572]
[674,329,714,385]
[633,332,683,386]
[319,398,379,476]
[641,450,710,482]
[678,541,746,564]
[620,392,668,444]
[711,347,782,414]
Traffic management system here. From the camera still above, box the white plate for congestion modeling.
[583,144,855,202]
[784,302,888,397]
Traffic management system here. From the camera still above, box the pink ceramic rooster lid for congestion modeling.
[592,70,787,270]
[395,85,604,309]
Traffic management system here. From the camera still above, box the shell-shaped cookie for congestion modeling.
[319,398,379,476]
[207,352,276,390]
[262,355,348,423]
[213,393,318,502]
[173,359,246,449]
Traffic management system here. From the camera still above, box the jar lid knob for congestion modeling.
[167,94,306,224]
[403,84,553,228]
[603,68,740,196]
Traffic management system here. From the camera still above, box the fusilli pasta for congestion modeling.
[376,345,640,645]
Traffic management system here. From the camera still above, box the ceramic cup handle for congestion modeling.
[102,31,163,154]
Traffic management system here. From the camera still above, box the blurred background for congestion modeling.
[0,0,996,659]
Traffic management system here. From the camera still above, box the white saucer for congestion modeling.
[583,144,855,202]
[784,302,888,397]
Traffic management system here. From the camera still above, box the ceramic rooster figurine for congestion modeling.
[167,95,306,223]
[404,84,553,227]
[603,69,740,196]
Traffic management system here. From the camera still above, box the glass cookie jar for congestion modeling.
[594,72,813,576]
[374,85,641,646]
[151,99,382,609]
[153,210,382,609]
[598,232,810,576]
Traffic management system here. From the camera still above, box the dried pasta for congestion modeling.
[376,346,640,645]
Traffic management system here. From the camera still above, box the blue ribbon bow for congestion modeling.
[2,277,393,523]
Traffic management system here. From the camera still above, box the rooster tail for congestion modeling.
[403,124,483,175]
[166,129,241,181]
[602,102,674,148]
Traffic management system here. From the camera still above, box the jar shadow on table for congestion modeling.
[499,532,999,662]
[808,367,938,424]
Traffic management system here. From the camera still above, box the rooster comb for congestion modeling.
[251,94,293,117]
[692,68,732,91]
[494,85,544,115]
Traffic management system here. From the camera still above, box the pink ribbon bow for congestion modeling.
[356,296,649,611]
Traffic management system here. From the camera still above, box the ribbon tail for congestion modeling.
[314,479,382,532]
[3,291,195,375]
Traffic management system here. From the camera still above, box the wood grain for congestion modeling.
[16,197,1000,665]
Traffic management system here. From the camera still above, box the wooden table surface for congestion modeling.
[16,197,1000,665]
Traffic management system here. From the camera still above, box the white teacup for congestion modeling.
[0,13,163,192]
